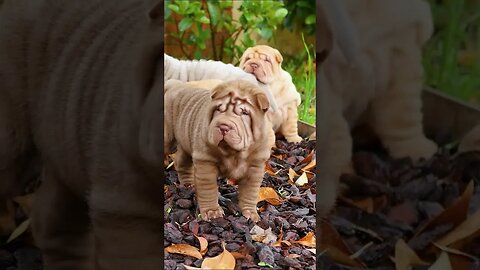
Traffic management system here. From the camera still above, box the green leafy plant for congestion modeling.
[165,0,288,63]
[423,0,480,105]
[283,34,316,125]
[282,0,316,35]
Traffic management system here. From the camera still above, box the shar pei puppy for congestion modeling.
[0,0,167,269]
[164,79,273,222]
[239,45,303,143]
[317,0,438,216]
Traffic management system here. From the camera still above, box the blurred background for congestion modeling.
[424,0,480,106]
[164,0,316,125]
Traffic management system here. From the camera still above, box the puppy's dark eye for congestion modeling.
[216,105,222,111]
[265,58,271,63]
[241,109,249,115]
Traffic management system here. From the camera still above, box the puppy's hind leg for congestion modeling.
[370,34,437,162]
[32,166,93,270]
[280,103,302,143]
[175,147,194,186]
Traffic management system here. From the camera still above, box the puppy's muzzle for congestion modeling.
[218,124,232,136]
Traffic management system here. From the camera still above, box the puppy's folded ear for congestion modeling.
[273,49,283,64]
[255,93,270,113]
[211,85,231,100]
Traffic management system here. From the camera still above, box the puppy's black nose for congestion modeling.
[250,63,258,69]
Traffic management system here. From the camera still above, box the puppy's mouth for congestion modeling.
[212,123,243,150]
[242,61,273,84]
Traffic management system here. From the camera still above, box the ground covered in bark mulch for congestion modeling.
[2,138,479,270]
[164,139,317,269]
[318,142,480,270]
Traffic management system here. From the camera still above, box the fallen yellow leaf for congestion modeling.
[295,172,309,186]
[292,231,316,248]
[320,220,367,269]
[201,242,235,270]
[414,181,474,239]
[265,162,279,176]
[301,158,316,172]
[164,244,202,259]
[288,168,299,184]
[257,187,284,206]
[195,235,209,255]
[429,251,452,270]
[7,218,31,243]
[436,208,480,247]
[393,239,428,270]
[298,150,314,166]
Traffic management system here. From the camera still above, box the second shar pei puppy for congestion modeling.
[239,45,303,143]
[318,0,438,216]
[323,0,438,171]
[164,79,272,222]
[0,0,166,269]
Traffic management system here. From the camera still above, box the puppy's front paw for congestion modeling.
[286,135,303,143]
[200,207,224,221]
[389,137,438,162]
[241,208,260,222]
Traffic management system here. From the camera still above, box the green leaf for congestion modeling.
[178,17,193,32]
[305,14,316,25]
[197,16,210,24]
[177,1,189,14]
[259,27,273,39]
[274,8,288,19]
[258,261,274,268]
[219,0,233,9]
[167,4,180,14]
[207,2,221,26]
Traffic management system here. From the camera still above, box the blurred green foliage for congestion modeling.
[424,0,480,105]
[282,0,316,35]
[165,0,287,63]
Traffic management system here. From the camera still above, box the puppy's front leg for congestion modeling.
[32,167,93,270]
[89,173,163,270]
[317,96,352,217]
[280,102,303,143]
[193,159,223,220]
[237,163,264,222]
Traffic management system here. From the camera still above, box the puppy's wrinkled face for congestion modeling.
[207,80,270,152]
[239,45,283,84]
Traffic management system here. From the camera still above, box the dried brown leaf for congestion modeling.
[164,244,202,259]
[257,187,284,206]
[394,239,428,270]
[200,242,235,270]
[292,231,316,247]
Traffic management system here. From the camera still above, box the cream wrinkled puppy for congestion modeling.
[318,0,438,215]
[164,79,273,222]
[239,45,303,143]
